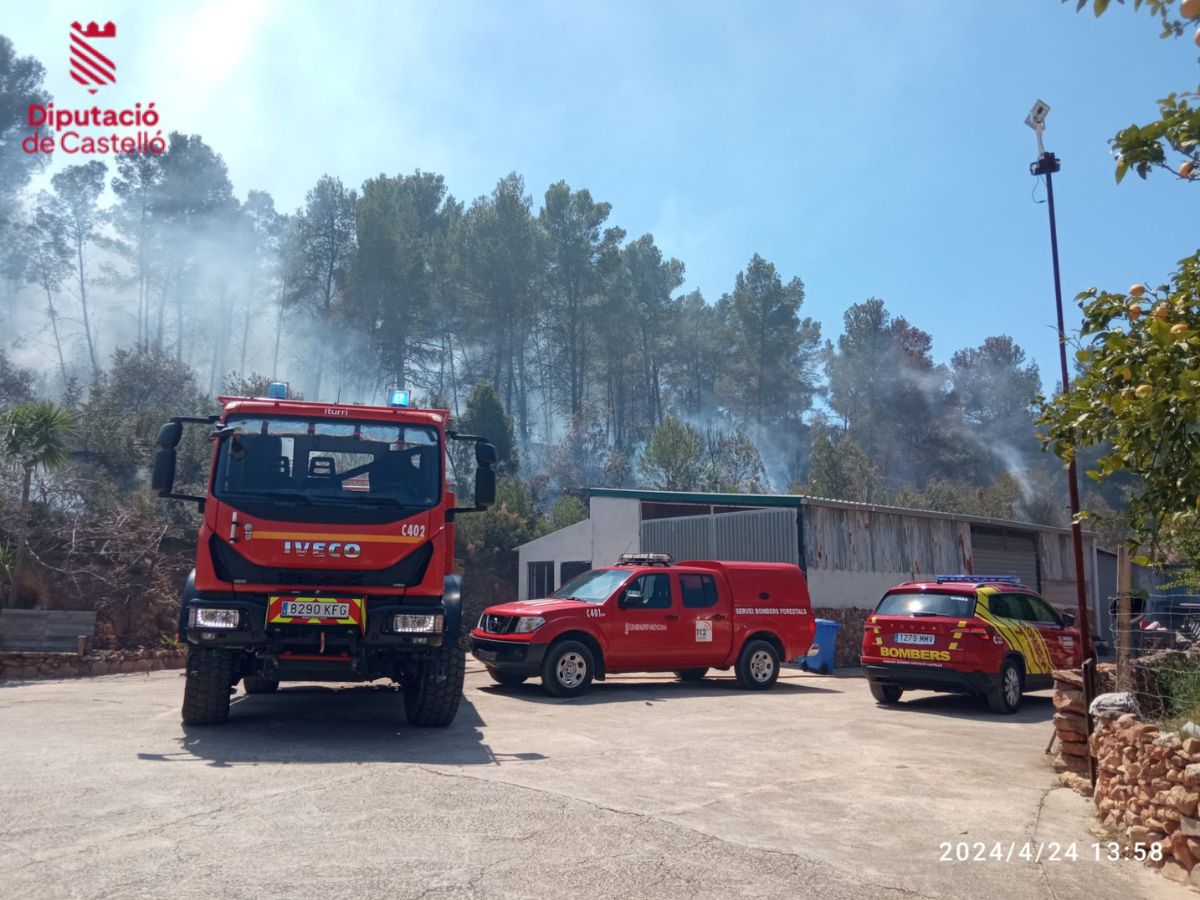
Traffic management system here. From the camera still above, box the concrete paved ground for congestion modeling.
[0,665,1190,899]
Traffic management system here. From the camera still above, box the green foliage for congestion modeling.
[77,346,211,488]
[1039,252,1200,554]
[2,400,75,476]
[455,476,538,554]
[458,381,518,475]
[1113,90,1200,183]
[715,254,821,433]
[0,36,51,229]
[802,422,881,503]
[637,416,707,490]
[546,495,587,531]
[0,349,34,409]
[704,426,769,493]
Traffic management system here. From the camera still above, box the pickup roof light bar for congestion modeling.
[617,553,672,567]
[935,574,1022,585]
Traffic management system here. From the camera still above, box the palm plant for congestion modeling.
[1,401,75,606]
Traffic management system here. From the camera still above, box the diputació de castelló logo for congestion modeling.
[22,20,166,156]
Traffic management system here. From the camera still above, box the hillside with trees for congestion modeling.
[0,32,1081,645]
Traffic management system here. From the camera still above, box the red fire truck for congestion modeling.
[471,554,815,697]
[153,384,497,727]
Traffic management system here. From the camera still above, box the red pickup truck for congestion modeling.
[470,554,815,697]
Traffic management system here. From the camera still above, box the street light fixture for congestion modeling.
[1027,100,1097,782]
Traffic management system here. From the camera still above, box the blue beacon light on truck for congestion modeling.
[388,389,411,408]
[266,381,288,399]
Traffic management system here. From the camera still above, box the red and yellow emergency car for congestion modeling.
[860,575,1082,714]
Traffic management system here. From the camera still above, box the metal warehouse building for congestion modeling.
[517,488,1102,665]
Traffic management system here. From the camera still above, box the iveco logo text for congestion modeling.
[282,541,361,558]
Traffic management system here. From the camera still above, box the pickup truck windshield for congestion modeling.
[551,568,631,604]
[213,416,441,514]
[876,591,975,618]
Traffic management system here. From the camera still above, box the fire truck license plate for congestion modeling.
[894,633,936,645]
[280,600,351,619]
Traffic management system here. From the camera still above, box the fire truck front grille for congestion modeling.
[209,536,433,588]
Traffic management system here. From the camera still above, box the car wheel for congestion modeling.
[242,675,279,695]
[869,682,903,704]
[675,668,708,682]
[987,658,1024,714]
[541,640,595,698]
[735,639,780,690]
[181,648,238,725]
[487,667,527,687]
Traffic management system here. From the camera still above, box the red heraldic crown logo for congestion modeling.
[70,21,116,94]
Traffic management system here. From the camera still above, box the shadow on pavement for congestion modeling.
[137,684,546,768]
[869,690,1056,723]
[477,672,844,705]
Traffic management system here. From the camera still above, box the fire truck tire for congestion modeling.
[675,668,708,682]
[403,644,466,727]
[987,658,1024,715]
[486,668,527,687]
[242,675,279,694]
[735,639,780,690]
[181,648,237,725]
[870,682,903,704]
[541,640,594,698]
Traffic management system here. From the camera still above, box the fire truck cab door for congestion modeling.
[673,571,733,666]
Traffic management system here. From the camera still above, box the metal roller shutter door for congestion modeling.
[970,527,1040,590]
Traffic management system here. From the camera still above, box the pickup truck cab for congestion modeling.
[470,554,815,697]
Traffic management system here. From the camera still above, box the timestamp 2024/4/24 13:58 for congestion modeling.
[939,841,1163,863]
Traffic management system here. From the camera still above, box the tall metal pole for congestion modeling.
[1034,148,1098,785]
[1033,151,1094,663]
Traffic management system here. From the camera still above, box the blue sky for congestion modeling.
[9,1,1198,389]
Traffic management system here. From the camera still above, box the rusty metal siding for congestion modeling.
[802,504,968,575]
[640,508,798,565]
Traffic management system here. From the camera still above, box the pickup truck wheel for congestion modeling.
[541,640,594,698]
[242,675,279,695]
[735,640,780,690]
[869,682,903,705]
[404,643,466,727]
[181,648,238,725]
[487,667,527,687]
[675,668,708,682]
[986,659,1024,715]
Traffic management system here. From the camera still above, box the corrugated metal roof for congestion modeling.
[588,487,1085,537]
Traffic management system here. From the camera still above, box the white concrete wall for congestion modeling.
[517,518,593,600]
[805,569,914,611]
[590,496,641,566]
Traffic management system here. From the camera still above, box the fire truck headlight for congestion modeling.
[514,616,545,634]
[190,607,240,630]
[393,613,443,633]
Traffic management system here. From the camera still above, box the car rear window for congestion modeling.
[876,591,975,618]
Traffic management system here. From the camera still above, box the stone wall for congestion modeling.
[811,606,871,669]
[1050,665,1117,796]
[0,648,188,680]
[1091,708,1200,888]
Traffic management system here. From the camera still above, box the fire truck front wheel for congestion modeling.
[403,644,466,727]
[181,647,238,725]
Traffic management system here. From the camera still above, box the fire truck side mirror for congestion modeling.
[474,464,496,509]
[475,441,498,467]
[151,421,182,496]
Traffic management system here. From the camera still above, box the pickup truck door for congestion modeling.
[604,572,683,669]
[673,572,733,666]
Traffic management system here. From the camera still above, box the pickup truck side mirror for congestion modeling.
[620,589,644,609]
[1061,613,1076,628]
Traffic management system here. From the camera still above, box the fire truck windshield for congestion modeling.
[213,416,441,519]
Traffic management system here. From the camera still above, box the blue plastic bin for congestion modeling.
[800,618,840,674]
